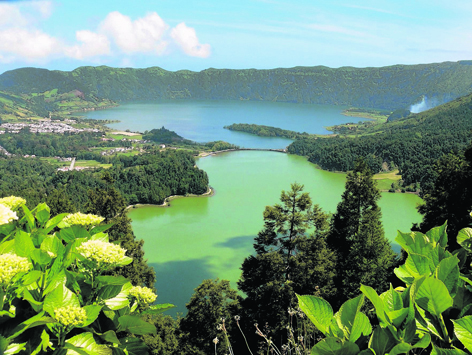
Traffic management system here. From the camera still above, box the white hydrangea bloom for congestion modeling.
[0,196,26,210]
[0,204,18,225]
[129,286,157,304]
[63,212,104,227]
[54,306,87,327]
[0,254,31,284]
[77,240,127,265]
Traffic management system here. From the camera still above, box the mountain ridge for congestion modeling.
[1,61,472,113]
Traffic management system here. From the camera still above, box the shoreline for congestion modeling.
[126,186,214,210]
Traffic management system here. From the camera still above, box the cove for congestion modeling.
[128,151,422,315]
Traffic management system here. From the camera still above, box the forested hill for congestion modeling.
[288,91,472,189]
[2,61,472,110]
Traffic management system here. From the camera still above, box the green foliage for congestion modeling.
[224,123,311,140]
[0,199,171,355]
[238,183,335,349]
[0,150,209,208]
[3,62,472,112]
[179,279,241,355]
[288,93,472,188]
[142,127,187,144]
[298,223,472,354]
[328,159,395,304]
[417,143,472,250]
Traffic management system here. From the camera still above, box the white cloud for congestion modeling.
[65,30,111,60]
[0,3,28,27]
[170,22,211,58]
[0,27,62,62]
[100,11,169,55]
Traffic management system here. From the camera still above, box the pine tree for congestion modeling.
[328,158,395,304]
[238,183,335,348]
[416,143,472,250]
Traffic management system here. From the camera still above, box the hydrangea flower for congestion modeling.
[0,196,26,210]
[54,306,87,327]
[0,254,31,285]
[77,240,127,265]
[0,204,18,226]
[63,212,104,227]
[129,286,157,304]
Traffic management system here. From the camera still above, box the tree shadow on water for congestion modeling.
[213,235,255,251]
[149,258,214,317]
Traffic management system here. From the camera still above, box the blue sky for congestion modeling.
[0,0,471,73]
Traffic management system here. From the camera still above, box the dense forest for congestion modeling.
[288,92,472,190]
[0,150,209,210]
[224,123,312,139]
[2,61,472,116]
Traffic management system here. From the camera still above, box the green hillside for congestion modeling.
[288,92,472,189]
[1,61,472,117]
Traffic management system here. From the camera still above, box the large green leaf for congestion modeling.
[457,228,472,252]
[34,204,50,227]
[426,222,448,248]
[452,316,472,352]
[297,294,333,335]
[7,312,55,340]
[98,285,123,301]
[31,249,52,265]
[415,277,453,316]
[118,315,156,335]
[140,304,176,316]
[395,231,430,255]
[368,327,396,355]
[0,239,15,254]
[310,338,359,355]
[82,305,103,327]
[334,294,371,342]
[44,213,68,233]
[40,234,64,259]
[59,225,90,243]
[43,284,80,317]
[65,332,112,355]
[105,283,131,310]
[360,285,389,326]
[435,256,460,297]
[14,230,35,257]
[31,329,52,355]
[431,345,468,355]
[388,333,431,355]
[5,342,27,355]
[96,276,130,286]
[380,285,404,312]
[43,271,67,297]
[90,224,113,236]
[119,337,149,355]
[97,331,121,345]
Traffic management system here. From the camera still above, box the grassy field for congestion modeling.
[373,170,401,191]
[74,160,112,168]
[107,132,143,140]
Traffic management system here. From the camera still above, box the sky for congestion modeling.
[0,0,471,74]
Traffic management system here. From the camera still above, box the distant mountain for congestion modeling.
[1,61,472,113]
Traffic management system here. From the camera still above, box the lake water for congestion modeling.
[86,100,363,149]
[86,101,422,315]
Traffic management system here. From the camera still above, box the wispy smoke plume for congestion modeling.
[409,95,448,113]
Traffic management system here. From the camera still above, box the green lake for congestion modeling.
[86,101,423,315]
[127,151,422,315]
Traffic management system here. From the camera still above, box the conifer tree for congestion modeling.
[238,183,335,348]
[328,158,395,304]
